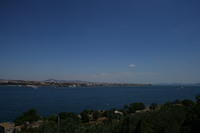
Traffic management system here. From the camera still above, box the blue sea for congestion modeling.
[0,85,200,122]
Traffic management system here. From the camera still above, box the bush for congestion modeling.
[149,103,158,110]
[59,112,80,122]
[182,99,195,107]
[14,109,41,125]
[128,103,145,113]
[80,110,92,122]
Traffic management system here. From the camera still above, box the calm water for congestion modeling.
[0,85,200,122]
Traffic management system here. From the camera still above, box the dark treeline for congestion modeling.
[14,95,200,133]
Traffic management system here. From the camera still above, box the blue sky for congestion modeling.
[0,0,200,83]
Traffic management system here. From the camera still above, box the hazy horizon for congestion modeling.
[1,0,200,84]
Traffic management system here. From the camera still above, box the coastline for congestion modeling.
[1,96,200,133]
[0,79,152,88]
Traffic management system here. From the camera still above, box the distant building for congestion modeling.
[0,122,15,133]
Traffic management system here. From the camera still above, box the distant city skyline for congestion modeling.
[0,0,200,83]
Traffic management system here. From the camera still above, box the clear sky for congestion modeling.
[0,0,200,83]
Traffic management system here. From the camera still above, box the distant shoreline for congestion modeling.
[0,79,152,88]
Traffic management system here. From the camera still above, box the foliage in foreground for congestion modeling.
[16,95,200,133]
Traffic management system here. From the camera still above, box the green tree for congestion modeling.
[93,110,101,121]
[128,103,145,113]
[15,109,41,125]
[59,112,80,121]
[80,110,92,122]
[182,99,195,107]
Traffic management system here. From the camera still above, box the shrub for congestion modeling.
[14,109,41,125]
[128,103,145,113]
